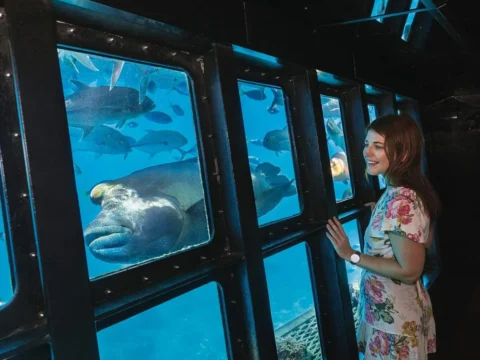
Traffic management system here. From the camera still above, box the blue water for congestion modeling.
[402,0,421,41]
[0,203,13,308]
[321,95,354,203]
[237,80,301,226]
[371,0,389,22]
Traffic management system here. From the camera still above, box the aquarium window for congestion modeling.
[237,80,301,227]
[57,48,211,279]
[97,282,228,359]
[367,104,377,123]
[371,0,389,22]
[264,243,322,359]
[401,0,420,41]
[320,95,353,203]
[0,178,14,309]
[343,220,362,333]
[366,104,387,189]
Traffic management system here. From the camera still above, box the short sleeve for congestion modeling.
[381,193,429,243]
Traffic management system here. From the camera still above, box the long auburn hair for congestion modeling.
[366,114,441,223]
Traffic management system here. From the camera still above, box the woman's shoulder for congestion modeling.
[384,186,419,203]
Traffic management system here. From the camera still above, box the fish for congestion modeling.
[83,157,295,263]
[65,80,155,136]
[330,153,349,184]
[58,49,99,73]
[249,126,291,156]
[326,118,346,152]
[171,78,189,96]
[138,68,177,103]
[240,87,267,101]
[267,88,284,113]
[170,102,184,116]
[144,111,173,124]
[248,156,260,166]
[127,121,139,128]
[74,162,82,175]
[176,144,198,160]
[70,125,135,159]
[341,188,353,200]
[109,60,125,91]
[132,129,188,159]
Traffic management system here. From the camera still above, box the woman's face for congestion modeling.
[364,130,389,176]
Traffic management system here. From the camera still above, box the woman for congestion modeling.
[326,114,441,360]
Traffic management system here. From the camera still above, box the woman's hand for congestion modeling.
[326,217,354,261]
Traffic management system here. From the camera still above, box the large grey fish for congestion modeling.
[138,68,177,104]
[65,80,155,137]
[249,126,291,156]
[70,125,135,159]
[132,129,188,159]
[83,158,296,263]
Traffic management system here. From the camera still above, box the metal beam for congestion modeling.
[419,0,469,50]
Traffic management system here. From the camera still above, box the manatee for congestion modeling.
[84,158,296,263]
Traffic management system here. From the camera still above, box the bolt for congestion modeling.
[12,132,19,138]
[173,265,180,269]
[29,252,36,258]
[105,288,112,295]
[142,276,149,282]
[107,37,114,43]
[142,45,148,51]
[38,312,45,319]
[21,193,28,198]
[5,72,11,78]
[67,28,75,34]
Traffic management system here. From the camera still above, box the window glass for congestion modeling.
[343,220,362,332]
[238,81,301,226]
[264,243,323,359]
[57,49,211,279]
[0,196,13,308]
[97,282,228,359]
[366,104,386,189]
[321,95,353,202]
[401,0,420,41]
[371,0,389,22]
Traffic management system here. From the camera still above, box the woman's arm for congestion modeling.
[326,217,425,283]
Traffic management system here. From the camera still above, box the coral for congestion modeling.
[276,336,314,360]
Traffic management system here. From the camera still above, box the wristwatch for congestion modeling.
[349,250,361,264]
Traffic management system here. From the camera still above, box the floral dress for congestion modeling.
[356,186,436,360]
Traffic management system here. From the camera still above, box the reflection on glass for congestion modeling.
[57,49,211,279]
[238,81,301,226]
[265,243,322,359]
[0,195,13,309]
[366,104,386,189]
[401,0,420,41]
[97,282,228,359]
[343,220,362,333]
[371,0,389,22]
[320,95,353,203]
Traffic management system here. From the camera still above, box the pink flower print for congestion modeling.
[371,213,383,231]
[399,188,415,198]
[365,277,385,304]
[368,331,391,357]
[427,338,436,353]
[385,196,411,220]
[400,216,412,225]
[366,306,375,325]
[398,344,410,360]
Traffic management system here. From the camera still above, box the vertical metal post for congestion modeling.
[4,1,99,359]
[203,43,277,359]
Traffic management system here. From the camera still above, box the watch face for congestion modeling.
[351,253,360,263]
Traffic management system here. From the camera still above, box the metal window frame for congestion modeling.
[0,6,48,358]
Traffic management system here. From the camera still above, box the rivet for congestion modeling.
[170,52,178,57]
[202,95,208,101]
[297,221,302,226]
[38,312,45,319]
[269,232,274,236]
[142,45,148,51]
[200,256,207,260]
[173,265,180,269]
[29,252,36,258]
[261,72,266,76]
[304,189,310,194]
[5,72,11,78]
[275,76,280,79]
[236,338,242,343]
[12,132,19,138]
[230,300,237,304]
[241,256,246,260]
[142,276,149,282]
[218,209,224,214]
[67,28,75,34]
[21,193,28,198]
[244,67,250,73]
[230,273,234,278]
[208,134,213,138]
[305,6,308,10]
[284,226,289,231]
[0,12,3,18]
[105,288,112,295]
[107,37,114,43]
[300,162,305,166]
